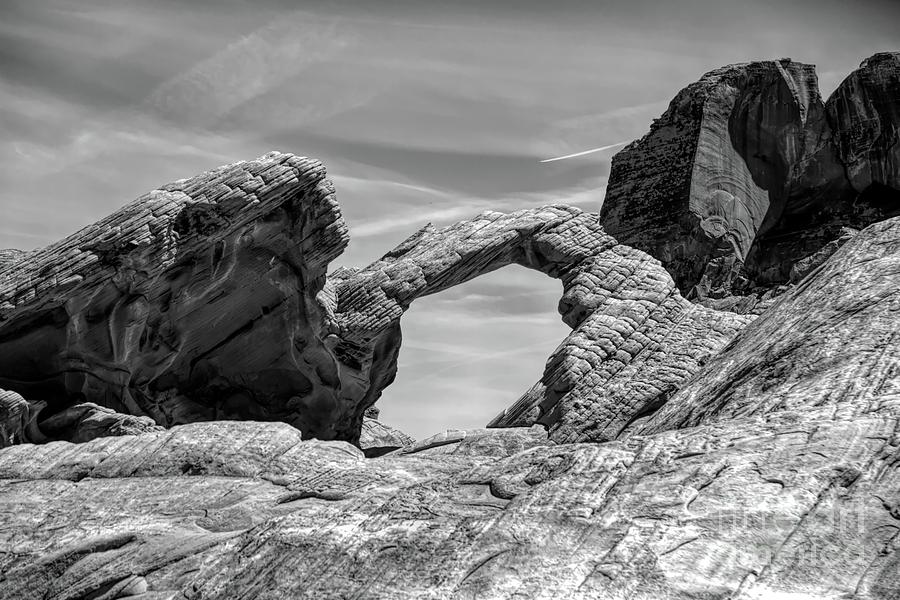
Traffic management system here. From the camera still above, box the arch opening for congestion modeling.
[374,265,569,440]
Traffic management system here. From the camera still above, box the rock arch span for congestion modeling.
[0,153,749,446]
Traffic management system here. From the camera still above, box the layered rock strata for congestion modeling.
[333,207,750,444]
[3,199,898,600]
[0,152,351,440]
[600,54,900,302]
[0,182,747,446]
[359,417,415,457]
[1,399,897,598]
[639,214,900,435]
[0,388,44,448]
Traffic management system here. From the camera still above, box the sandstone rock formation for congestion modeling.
[38,403,163,444]
[0,152,352,441]
[332,206,750,444]
[827,52,900,197]
[0,169,747,447]
[2,202,897,600]
[1,51,899,599]
[599,54,900,304]
[639,215,900,435]
[0,388,44,448]
[2,402,897,598]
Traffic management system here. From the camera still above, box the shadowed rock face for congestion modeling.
[828,52,900,196]
[2,195,747,446]
[600,54,900,302]
[2,207,898,600]
[600,59,832,298]
[0,152,351,440]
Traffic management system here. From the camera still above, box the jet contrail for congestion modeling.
[540,141,630,163]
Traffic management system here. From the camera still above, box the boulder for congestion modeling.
[359,417,415,457]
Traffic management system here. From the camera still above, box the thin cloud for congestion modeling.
[539,141,629,163]
[144,11,355,126]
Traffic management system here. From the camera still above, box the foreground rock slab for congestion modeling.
[1,403,898,599]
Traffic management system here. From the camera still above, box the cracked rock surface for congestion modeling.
[1,402,898,598]
[0,152,353,441]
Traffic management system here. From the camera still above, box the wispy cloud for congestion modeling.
[145,11,357,127]
[539,141,629,163]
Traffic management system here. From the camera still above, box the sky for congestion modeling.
[2,0,898,439]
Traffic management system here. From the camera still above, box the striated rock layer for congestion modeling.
[600,53,900,303]
[1,184,747,445]
[1,403,897,598]
[332,206,750,444]
[640,215,900,435]
[0,152,352,440]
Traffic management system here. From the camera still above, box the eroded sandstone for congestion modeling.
[332,207,750,444]
[639,215,900,435]
[600,53,900,303]
[1,399,897,599]
[0,152,351,440]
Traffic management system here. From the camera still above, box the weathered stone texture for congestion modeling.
[359,417,415,457]
[827,52,900,195]
[640,215,900,435]
[599,59,831,297]
[1,164,747,448]
[332,206,749,445]
[1,399,898,599]
[0,152,351,441]
[1,52,899,598]
[0,388,44,448]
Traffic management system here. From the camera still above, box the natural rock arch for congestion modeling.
[330,205,751,443]
[0,171,750,446]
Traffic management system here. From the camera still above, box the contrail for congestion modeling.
[540,141,630,163]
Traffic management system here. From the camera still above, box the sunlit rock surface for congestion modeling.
[2,403,898,598]
[333,207,750,444]
[2,211,898,599]
[359,417,415,457]
[639,215,900,435]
